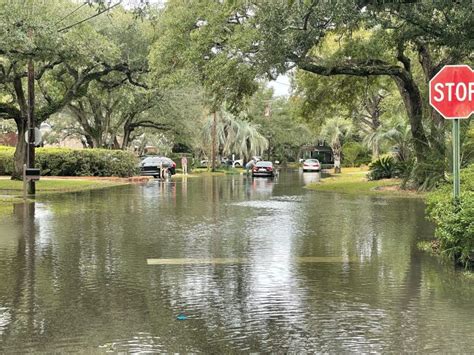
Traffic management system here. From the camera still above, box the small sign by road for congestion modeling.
[429,65,473,202]
[24,127,42,146]
[429,65,474,119]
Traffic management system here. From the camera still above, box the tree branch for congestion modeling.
[130,120,170,130]
[396,41,411,73]
[0,103,21,120]
[297,58,405,77]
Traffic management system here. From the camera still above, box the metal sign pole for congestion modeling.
[27,42,36,195]
[453,119,460,203]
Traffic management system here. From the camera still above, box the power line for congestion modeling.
[58,1,122,33]
[54,3,87,27]
[273,80,292,87]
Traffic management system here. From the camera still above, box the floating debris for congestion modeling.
[176,313,187,321]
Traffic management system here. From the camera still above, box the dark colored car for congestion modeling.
[140,156,176,178]
[252,161,275,177]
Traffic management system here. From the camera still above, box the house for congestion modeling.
[301,141,334,164]
[0,132,17,147]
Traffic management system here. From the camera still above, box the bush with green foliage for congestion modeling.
[426,164,474,267]
[342,141,363,167]
[353,151,372,167]
[0,146,15,175]
[367,156,400,180]
[0,146,139,177]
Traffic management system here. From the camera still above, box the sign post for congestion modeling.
[429,65,474,203]
[453,119,460,201]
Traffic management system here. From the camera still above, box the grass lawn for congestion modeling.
[186,167,245,176]
[306,167,423,198]
[0,178,128,216]
[0,178,127,196]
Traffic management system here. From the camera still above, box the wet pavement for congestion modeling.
[0,170,473,352]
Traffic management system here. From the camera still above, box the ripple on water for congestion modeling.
[231,200,297,211]
[99,333,168,353]
[0,307,11,336]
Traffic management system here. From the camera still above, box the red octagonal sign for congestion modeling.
[429,65,474,119]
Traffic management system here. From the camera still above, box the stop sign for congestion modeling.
[429,65,474,119]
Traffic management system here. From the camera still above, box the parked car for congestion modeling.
[252,161,275,177]
[199,159,210,168]
[302,159,321,172]
[232,159,243,168]
[140,156,176,178]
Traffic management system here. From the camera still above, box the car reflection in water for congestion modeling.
[142,179,177,206]
[247,175,275,199]
[301,171,321,185]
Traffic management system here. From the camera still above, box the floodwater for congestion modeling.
[0,171,473,353]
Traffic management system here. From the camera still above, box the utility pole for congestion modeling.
[211,111,217,172]
[27,28,36,195]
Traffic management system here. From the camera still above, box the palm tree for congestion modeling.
[320,117,352,173]
[201,110,268,169]
[362,125,385,161]
[383,117,412,162]
[362,116,412,162]
[358,91,385,160]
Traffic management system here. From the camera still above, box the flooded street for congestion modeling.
[0,171,473,353]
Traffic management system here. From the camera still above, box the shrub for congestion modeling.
[353,152,372,167]
[426,164,474,267]
[342,141,363,167]
[0,146,139,177]
[367,156,400,180]
[0,146,14,175]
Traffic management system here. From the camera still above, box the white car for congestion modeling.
[232,159,243,168]
[302,159,321,172]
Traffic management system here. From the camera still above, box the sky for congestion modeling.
[267,75,292,97]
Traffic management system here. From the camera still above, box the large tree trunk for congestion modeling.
[84,134,94,148]
[416,42,446,158]
[122,128,132,150]
[12,118,27,180]
[122,120,134,150]
[333,144,341,174]
[372,143,379,161]
[12,77,29,180]
[391,73,429,163]
[91,134,102,149]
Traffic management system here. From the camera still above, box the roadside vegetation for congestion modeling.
[306,167,422,197]
[0,146,138,177]
[425,165,474,268]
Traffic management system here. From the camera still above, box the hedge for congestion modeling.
[0,146,139,177]
[425,164,474,267]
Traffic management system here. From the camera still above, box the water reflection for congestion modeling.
[0,173,473,352]
[301,171,321,185]
[247,176,275,199]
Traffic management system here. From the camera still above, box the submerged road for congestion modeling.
[0,170,473,352]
